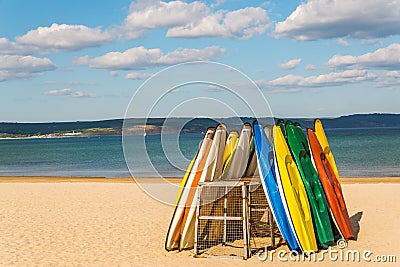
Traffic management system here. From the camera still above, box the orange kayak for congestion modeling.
[307,128,354,240]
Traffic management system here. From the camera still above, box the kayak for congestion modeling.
[253,122,300,252]
[165,128,214,251]
[285,121,334,248]
[201,124,227,182]
[183,124,227,249]
[221,123,252,180]
[274,125,318,252]
[307,128,355,240]
[245,136,258,178]
[314,119,341,183]
[222,131,239,172]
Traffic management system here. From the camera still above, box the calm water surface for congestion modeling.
[0,128,399,178]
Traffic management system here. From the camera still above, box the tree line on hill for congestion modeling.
[0,113,399,137]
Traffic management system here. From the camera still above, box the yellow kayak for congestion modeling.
[173,156,196,207]
[222,131,239,171]
[314,119,341,183]
[165,153,197,251]
[273,126,318,252]
[165,128,214,251]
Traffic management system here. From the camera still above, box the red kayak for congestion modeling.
[307,128,355,240]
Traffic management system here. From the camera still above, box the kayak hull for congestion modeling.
[307,128,355,240]
[165,128,214,251]
[253,122,300,252]
[274,126,318,252]
[286,122,334,248]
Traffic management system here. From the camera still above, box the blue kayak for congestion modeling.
[253,122,300,252]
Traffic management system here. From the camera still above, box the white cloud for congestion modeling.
[72,55,90,65]
[0,71,31,82]
[0,55,56,82]
[43,80,57,85]
[44,88,96,98]
[224,7,270,39]
[125,71,153,80]
[121,1,269,39]
[326,43,400,70]
[167,12,227,38]
[211,0,227,8]
[109,71,119,77]
[16,23,114,52]
[0,38,36,55]
[0,55,56,73]
[305,64,317,70]
[2,1,268,58]
[167,7,270,39]
[65,81,96,87]
[159,46,225,64]
[126,0,208,29]
[268,69,376,88]
[375,71,400,87]
[121,0,209,39]
[274,0,400,40]
[247,79,302,93]
[337,38,350,46]
[74,46,226,70]
[280,58,302,70]
[361,39,383,46]
[0,1,268,59]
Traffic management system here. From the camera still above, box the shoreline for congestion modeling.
[0,176,399,184]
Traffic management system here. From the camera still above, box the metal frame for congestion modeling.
[194,181,250,259]
[248,182,278,253]
[194,180,277,260]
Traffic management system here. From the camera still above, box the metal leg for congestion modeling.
[223,186,227,245]
[242,184,249,259]
[194,185,202,256]
[269,209,275,248]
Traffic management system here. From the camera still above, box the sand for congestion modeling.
[0,177,399,266]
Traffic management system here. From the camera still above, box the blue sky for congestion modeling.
[0,0,399,122]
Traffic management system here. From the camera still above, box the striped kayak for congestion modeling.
[165,128,214,251]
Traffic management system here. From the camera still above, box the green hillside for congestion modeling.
[0,113,399,137]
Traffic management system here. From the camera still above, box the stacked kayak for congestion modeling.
[165,127,215,251]
[166,123,256,251]
[314,119,341,184]
[308,120,354,239]
[273,125,318,252]
[166,119,354,253]
[285,121,334,248]
[253,122,300,252]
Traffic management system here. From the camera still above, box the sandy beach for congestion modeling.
[0,177,399,266]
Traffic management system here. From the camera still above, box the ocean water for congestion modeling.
[0,128,399,178]
[324,127,400,177]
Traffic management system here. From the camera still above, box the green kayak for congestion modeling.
[276,119,286,137]
[285,121,334,248]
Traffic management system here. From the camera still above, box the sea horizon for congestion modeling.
[1,126,399,178]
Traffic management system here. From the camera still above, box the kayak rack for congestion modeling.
[194,180,279,260]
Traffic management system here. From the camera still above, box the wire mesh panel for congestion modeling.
[248,182,281,254]
[194,180,280,260]
[195,181,249,259]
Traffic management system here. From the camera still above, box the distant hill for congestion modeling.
[287,113,400,129]
[0,113,399,137]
